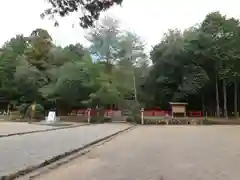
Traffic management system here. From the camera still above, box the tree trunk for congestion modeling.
[201,95,205,117]
[223,79,228,118]
[132,71,139,105]
[106,49,112,74]
[215,76,220,117]
[234,80,239,118]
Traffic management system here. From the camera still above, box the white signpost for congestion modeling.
[140,108,144,125]
[46,111,56,123]
[87,108,91,124]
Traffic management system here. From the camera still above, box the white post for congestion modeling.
[87,108,91,124]
[140,108,144,125]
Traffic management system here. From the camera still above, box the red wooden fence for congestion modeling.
[70,109,202,117]
[70,109,114,117]
[188,111,202,117]
[143,110,170,116]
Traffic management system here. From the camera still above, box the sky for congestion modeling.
[1,0,240,53]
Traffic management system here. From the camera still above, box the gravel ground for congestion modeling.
[0,122,54,136]
[0,124,131,177]
[33,125,240,180]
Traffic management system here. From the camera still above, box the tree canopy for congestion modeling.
[2,11,240,118]
[42,0,123,28]
[145,11,240,117]
[0,16,147,115]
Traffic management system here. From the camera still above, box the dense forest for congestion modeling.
[0,16,148,117]
[147,12,240,118]
[1,11,240,118]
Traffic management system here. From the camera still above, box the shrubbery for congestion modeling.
[125,104,141,124]
[90,116,112,123]
[18,103,45,120]
[18,103,29,116]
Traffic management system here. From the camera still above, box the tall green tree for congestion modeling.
[199,12,240,117]
[145,11,240,117]
[0,35,27,101]
[25,28,53,71]
[86,16,120,73]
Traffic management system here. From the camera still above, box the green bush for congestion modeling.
[126,116,134,123]
[126,104,142,124]
[17,103,30,115]
[126,113,141,124]
[104,117,112,123]
[90,116,112,123]
[26,104,45,120]
[90,116,101,123]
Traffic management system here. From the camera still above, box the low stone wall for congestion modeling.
[204,118,240,125]
[144,117,203,125]
[59,116,88,123]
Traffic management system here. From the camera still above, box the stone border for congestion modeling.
[0,123,89,138]
[1,125,136,180]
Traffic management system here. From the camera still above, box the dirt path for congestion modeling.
[32,125,240,180]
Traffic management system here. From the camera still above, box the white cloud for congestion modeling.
[0,0,240,52]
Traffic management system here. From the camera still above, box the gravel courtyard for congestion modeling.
[34,125,240,180]
[0,122,54,136]
[0,124,131,177]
